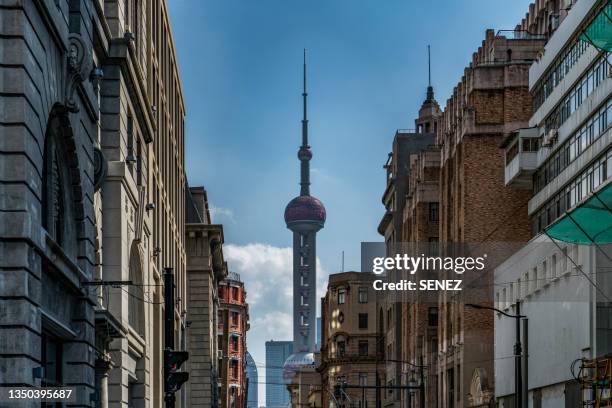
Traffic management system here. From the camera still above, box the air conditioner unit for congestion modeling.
[550,15,560,31]
[542,129,558,147]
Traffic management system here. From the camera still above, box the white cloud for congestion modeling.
[311,167,338,184]
[209,204,236,224]
[223,243,330,406]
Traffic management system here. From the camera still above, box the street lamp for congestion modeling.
[465,303,526,408]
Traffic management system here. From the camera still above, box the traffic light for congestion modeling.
[164,350,189,393]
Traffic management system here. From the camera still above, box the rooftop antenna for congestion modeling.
[341,250,345,272]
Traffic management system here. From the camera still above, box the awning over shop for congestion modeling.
[545,182,612,244]
[580,0,612,52]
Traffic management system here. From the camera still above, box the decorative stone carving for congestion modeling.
[65,34,91,112]
[93,147,107,192]
[467,367,494,407]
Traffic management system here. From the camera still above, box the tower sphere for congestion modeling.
[284,195,326,226]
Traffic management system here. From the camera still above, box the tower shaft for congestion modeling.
[292,229,317,352]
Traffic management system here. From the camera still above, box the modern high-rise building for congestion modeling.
[495,1,612,407]
[245,352,258,408]
[265,340,294,407]
[283,50,326,376]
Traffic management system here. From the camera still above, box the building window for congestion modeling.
[358,341,369,356]
[337,341,346,357]
[338,288,346,304]
[128,245,145,336]
[42,130,70,247]
[41,331,63,387]
[231,336,239,352]
[358,287,368,303]
[230,360,238,379]
[428,307,438,327]
[358,313,368,329]
[447,368,454,408]
[231,311,239,326]
[429,202,439,222]
[359,372,368,386]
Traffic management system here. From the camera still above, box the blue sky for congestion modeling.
[168,0,533,403]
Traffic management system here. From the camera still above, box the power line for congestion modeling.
[545,232,612,302]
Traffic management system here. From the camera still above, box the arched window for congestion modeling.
[42,118,75,252]
[42,135,64,243]
[128,244,145,336]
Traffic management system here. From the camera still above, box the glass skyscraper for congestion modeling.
[245,352,258,408]
[265,340,293,407]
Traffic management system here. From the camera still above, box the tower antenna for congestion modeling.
[428,44,431,87]
[299,49,311,196]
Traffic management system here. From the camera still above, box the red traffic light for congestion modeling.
[164,350,189,394]
[164,350,189,372]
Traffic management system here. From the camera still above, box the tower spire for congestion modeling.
[425,45,435,102]
[299,48,311,196]
[302,48,308,147]
[428,44,431,87]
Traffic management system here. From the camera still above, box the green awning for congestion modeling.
[580,1,612,52]
[545,182,612,244]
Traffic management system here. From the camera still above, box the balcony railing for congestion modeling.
[396,128,416,134]
[503,127,540,188]
[496,29,548,40]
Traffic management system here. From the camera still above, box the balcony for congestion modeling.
[502,127,540,188]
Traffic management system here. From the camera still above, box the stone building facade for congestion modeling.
[218,272,249,408]
[0,2,102,406]
[185,186,227,408]
[0,1,188,407]
[318,272,385,408]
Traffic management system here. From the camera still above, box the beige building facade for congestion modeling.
[185,186,228,408]
[98,1,187,407]
[319,272,385,408]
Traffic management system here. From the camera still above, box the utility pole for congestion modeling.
[164,268,176,408]
[164,268,189,408]
[466,303,525,408]
[419,356,425,408]
[515,302,522,408]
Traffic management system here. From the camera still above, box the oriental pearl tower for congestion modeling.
[283,50,326,380]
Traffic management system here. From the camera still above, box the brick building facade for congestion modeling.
[218,272,249,408]
[435,28,546,408]
[379,129,435,407]
[402,145,442,408]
